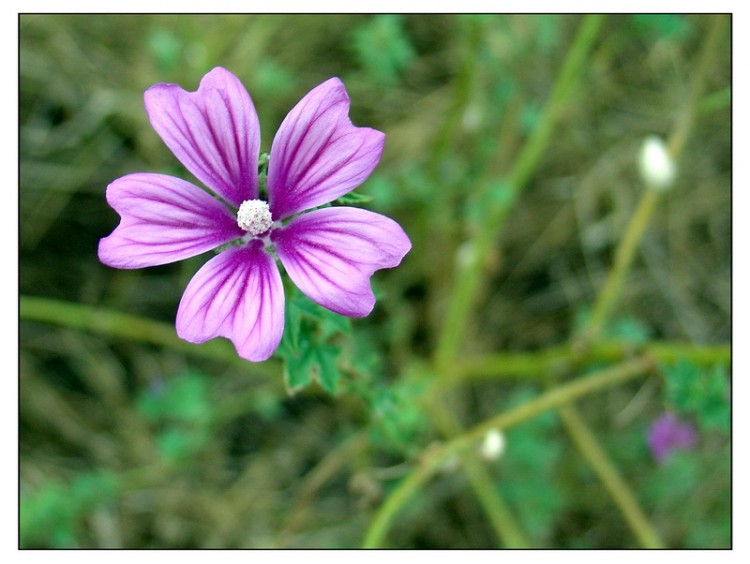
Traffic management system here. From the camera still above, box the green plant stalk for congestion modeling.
[434,14,605,372]
[584,16,725,345]
[425,16,485,338]
[429,16,484,170]
[558,405,665,548]
[454,341,729,383]
[423,15,605,547]
[363,356,653,548]
[419,17,533,548]
[556,17,728,550]
[425,391,531,547]
[583,190,661,343]
[667,16,727,159]
[20,295,280,377]
[460,458,531,548]
[558,169,661,550]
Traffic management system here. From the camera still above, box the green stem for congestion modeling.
[434,14,605,372]
[583,16,725,345]
[584,191,661,343]
[667,16,727,159]
[453,340,729,383]
[460,459,531,548]
[423,18,606,543]
[20,295,280,376]
[556,20,728,550]
[425,391,531,547]
[559,405,665,548]
[363,356,653,548]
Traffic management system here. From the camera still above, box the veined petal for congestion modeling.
[267,78,385,220]
[144,67,260,207]
[272,207,411,317]
[98,173,242,269]
[176,242,285,362]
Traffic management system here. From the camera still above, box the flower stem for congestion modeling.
[558,405,665,548]
[556,18,728,550]
[452,340,729,384]
[363,356,653,548]
[20,295,280,376]
[434,14,605,372]
[418,16,606,548]
[425,390,531,547]
[460,458,531,548]
[582,190,661,344]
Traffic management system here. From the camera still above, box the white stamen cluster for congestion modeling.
[237,199,273,236]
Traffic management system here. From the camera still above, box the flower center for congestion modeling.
[236,199,273,236]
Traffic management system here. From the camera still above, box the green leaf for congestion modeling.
[662,360,729,433]
[631,14,692,40]
[277,288,351,395]
[312,344,341,394]
[157,426,208,461]
[21,470,120,548]
[335,190,374,205]
[137,371,211,425]
[351,15,415,85]
[283,346,315,393]
[147,28,182,73]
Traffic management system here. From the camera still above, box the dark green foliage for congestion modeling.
[663,360,730,433]
[350,15,415,85]
[137,371,213,460]
[499,390,566,545]
[21,471,120,548]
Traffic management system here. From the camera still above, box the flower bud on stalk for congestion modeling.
[638,135,676,191]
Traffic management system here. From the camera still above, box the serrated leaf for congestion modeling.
[284,346,315,393]
[313,344,341,394]
[277,284,352,395]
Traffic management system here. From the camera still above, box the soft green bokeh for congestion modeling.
[20,14,730,548]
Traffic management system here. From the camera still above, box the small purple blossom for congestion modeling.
[99,67,411,362]
[647,412,697,463]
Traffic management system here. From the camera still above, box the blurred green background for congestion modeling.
[20,14,730,548]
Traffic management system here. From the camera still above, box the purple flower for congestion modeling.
[98,67,411,362]
[647,412,697,463]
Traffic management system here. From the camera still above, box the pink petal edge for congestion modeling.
[267,78,385,220]
[176,242,285,362]
[98,173,242,269]
[144,67,260,208]
[271,206,411,317]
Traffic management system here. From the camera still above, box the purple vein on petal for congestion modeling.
[176,242,285,362]
[272,206,411,317]
[267,78,385,219]
[145,67,260,207]
[98,173,243,269]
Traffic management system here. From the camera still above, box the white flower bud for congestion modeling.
[638,135,676,191]
[478,429,506,462]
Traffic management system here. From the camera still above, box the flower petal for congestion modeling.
[267,78,385,220]
[176,241,285,362]
[144,67,260,207]
[98,173,242,269]
[272,207,411,317]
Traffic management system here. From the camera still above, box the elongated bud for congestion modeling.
[638,135,676,191]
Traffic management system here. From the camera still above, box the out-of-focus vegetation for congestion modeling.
[20,14,730,548]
